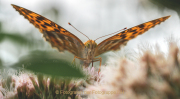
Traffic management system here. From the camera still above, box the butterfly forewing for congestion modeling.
[12,4,84,57]
[95,16,170,56]
[12,4,170,67]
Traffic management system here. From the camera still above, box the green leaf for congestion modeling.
[12,50,85,78]
[0,32,31,44]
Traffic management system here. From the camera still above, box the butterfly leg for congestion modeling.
[72,56,87,64]
[93,57,102,73]
[72,56,77,64]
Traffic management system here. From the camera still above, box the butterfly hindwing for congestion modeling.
[95,16,170,56]
[12,4,84,56]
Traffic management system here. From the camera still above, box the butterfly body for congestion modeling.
[84,40,97,58]
[80,40,98,67]
[11,4,170,71]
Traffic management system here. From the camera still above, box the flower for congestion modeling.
[85,43,180,99]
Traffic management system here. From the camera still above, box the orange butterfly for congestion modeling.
[12,4,170,72]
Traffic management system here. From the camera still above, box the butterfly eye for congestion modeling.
[88,44,90,48]
[85,43,90,48]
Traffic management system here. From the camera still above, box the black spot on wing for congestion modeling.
[30,19,35,23]
[24,16,28,19]
[133,31,138,35]
[120,34,126,39]
[57,25,61,29]
[50,22,55,26]
[54,29,60,32]
[36,16,45,20]
[127,28,133,32]
[44,22,51,26]
[22,9,31,15]
[36,20,40,23]
[25,9,32,14]
[130,29,137,34]
[151,20,159,25]
[144,28,149,31]
[41,24,47,28]
[138,24,145,28]
[132,30,138,34]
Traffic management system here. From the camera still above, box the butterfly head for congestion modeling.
[84,40,97,49]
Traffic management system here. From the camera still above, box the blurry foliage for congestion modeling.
[12,50,85,78]
[0,22,2,31]
[0,21,31,44]
[0,32,31,44]
[149,0,180,16]
[0,21,34,69]
[0,59,2,67]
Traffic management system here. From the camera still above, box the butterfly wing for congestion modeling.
[12,4,84,57]
[95,15,170,56]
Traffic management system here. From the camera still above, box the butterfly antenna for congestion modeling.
[94,27,127,41]
[68,22,90,40]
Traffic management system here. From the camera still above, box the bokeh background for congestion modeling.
[0,0,179,67]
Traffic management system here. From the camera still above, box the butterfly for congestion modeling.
[12,4,170,72]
